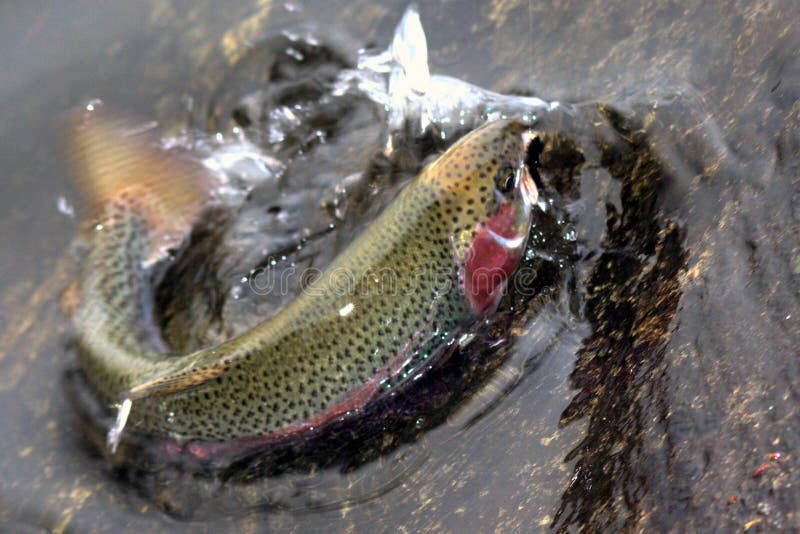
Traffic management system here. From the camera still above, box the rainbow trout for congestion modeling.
[66,108,539,456]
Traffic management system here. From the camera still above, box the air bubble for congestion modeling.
[230,285,244,300]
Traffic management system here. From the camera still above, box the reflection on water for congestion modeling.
[1,0,798,532]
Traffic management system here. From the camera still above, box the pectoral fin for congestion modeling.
[123,360,231,400]
[109,358,237,452]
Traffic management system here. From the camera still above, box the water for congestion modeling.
[64,8,584,517]
[1,1,798,532]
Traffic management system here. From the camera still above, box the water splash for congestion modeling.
[335,5,559,151]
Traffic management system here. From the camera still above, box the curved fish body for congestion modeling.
[67,108,538,451]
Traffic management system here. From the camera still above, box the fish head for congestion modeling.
[423,119,540,315]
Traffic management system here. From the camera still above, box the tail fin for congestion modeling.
[61,103,214,264]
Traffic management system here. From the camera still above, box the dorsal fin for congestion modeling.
[61,102,215,264]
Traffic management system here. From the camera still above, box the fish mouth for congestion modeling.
[518,131,540,207]
[519,165,538,207]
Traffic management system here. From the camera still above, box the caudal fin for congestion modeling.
[61,103,215,264]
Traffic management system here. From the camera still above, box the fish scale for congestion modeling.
[67,110,538,449]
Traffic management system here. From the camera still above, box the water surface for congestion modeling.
[1,1,798,532]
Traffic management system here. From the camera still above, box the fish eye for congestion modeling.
[495,163,516,194]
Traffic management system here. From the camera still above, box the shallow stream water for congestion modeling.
[1,1,798,532]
